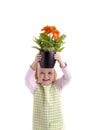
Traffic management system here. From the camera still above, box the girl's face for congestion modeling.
[37,68,55,85]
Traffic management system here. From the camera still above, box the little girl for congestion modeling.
[25,53,71,130]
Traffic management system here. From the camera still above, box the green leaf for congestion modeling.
[57,47,65,52]
[55,34,66,43]
[40,33,50,41]
[32,46,41,51]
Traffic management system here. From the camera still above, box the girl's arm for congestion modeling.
[54,53,72,90]
[25,67,37,94]
[25,54,41,94]
[55,65,72,90]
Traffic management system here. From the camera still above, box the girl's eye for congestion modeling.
[48,72,52,75]
[40,72,44,74]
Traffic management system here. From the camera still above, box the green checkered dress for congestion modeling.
[33,84,64,130]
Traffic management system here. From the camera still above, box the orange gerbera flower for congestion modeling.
[41,25,51,34]
[50,26,56,32]
[41,25,57,34]
[41,25,60,39]
[52,29,60,40]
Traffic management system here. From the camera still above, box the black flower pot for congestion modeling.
[39,51,56,68]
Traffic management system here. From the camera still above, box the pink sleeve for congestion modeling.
[25,67,37,94]
[55,65,72,90]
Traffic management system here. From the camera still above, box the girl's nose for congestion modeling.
[44,74,48,78]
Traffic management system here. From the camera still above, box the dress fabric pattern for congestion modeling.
[33,84,64,130]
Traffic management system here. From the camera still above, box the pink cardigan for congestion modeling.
[25,66,72,94]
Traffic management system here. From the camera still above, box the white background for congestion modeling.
[0,0,87,130]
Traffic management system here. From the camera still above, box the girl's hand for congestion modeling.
[54,53,61,61]
[34,53,42,63]
[54,53,66,68]
[30,53,41,71]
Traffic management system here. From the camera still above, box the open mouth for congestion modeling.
[43,79,50,81]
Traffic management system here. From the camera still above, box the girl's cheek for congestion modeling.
[38,75,43,81]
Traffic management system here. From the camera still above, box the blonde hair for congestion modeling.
[35,63,57,83]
